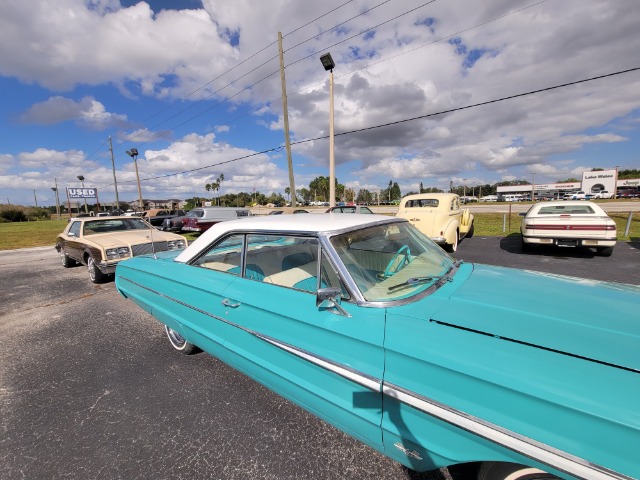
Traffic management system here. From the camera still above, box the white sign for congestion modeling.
[67,187,97,199]
[582,169,616,194]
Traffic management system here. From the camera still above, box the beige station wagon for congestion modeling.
[55,216,187,283]
[396,193,474,252]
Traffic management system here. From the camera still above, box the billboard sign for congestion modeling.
[67,187,97,199]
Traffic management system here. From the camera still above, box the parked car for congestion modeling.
[479,195,499,202]
[56,216,187,284]
[565,191,593,201]
[593,190,613,199]
[161,211,190,232]
[520,201,616,256]
[396,193,473,252]
[181,206,251,233]
[115,214,639,480]
[325,205,374,214]
[146,209,188,227]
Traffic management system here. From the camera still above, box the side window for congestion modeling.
[192,234,243,274]
[69,222,81,237]
[260,236,319,293]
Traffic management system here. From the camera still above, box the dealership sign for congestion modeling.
[67,187,97,199]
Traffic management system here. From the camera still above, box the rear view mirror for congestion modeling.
[316,287,350,317]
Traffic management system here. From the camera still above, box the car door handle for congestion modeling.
[222,299,240,308]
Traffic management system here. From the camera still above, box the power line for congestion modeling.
[287,0,436,68]
[199,0,551,136]
[285,0,392,51]
[114,0,406,152]
[98,66,639,188]
[117,0,360,148]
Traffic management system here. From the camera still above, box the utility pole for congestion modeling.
[108,135,120,211]
[33,190,38,207]
[52,178,61,220]
[278,32,296,207]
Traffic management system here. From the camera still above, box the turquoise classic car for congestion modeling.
[115,214,639,480]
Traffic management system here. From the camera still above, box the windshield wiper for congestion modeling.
[387,260,462,292]
[388,275,445,291]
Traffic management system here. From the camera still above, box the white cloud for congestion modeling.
[18,96,129,130]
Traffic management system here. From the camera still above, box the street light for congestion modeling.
[126,148,144,211]
[320,52,336,207]
[77,175,88,213]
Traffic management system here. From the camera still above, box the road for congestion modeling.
[1,240,638,479]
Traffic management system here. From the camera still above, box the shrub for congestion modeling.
[0,209,27,222]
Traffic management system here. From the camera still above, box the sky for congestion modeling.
[1,0,639,207]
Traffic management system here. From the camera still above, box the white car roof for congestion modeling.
[175,213,400,263]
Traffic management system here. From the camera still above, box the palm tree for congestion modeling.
[217,174,224,205]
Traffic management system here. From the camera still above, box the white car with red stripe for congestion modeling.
[520,201,616,256]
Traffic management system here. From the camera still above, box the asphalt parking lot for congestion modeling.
[1,239,638,480]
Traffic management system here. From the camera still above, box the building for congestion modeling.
[497,168,639,199]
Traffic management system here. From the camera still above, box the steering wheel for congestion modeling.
[383,245,411,278]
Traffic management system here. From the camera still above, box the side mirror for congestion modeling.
[316,287,351,317]
[68,232,77,237]
[519,212,526,217]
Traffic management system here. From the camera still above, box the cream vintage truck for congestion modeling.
[396,193,474,252]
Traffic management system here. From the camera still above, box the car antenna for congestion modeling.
[146,215,158,260]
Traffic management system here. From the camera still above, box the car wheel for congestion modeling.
[446,231,459,252]
[477,462,558,480]
[60,247,76,268]
[86,255,109,284]
[164,325,200,355]
[596,246,614,257]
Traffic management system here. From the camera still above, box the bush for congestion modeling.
[26,207,51,220]
[1,209,27,222]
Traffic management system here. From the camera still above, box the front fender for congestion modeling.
[443,219,460,244]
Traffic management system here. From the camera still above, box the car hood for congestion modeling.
[83,230,179,248]
[397,264,640,371]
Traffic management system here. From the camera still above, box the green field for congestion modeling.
[0,213,638,251]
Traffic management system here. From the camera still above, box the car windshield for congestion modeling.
[330,222,454,302]
[83,218,151,235]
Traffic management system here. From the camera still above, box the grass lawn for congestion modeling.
[1,213,638,251]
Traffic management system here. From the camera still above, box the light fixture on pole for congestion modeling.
[77,175,88,213]
[320,52,336,207]
[126,148,144,211]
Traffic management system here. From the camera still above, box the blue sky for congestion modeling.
[1,0,639,206]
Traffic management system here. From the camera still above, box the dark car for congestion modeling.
[161,211,190,232]
[147,209,187,227]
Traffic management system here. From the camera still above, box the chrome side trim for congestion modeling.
[383,382,632,480]
[255,333,381,392]
[118,275,381,393]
